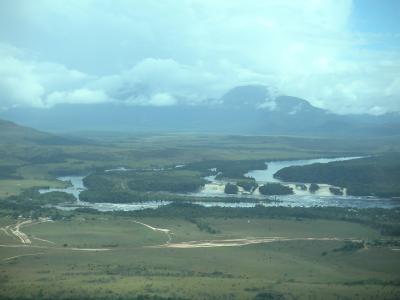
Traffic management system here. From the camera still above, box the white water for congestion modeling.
[196,156,362,198]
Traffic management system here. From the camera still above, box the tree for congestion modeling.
[309,183,319,193]
[224,183,239,194]
[259,183,293,195]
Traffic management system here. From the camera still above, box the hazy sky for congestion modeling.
[0,0,399,114]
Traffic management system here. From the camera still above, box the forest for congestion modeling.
[275,153,400,197]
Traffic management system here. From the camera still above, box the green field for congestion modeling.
[1,211,400,300]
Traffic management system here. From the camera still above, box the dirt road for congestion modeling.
[3,252,46,261]
[150,236,362,249]
[0,218,111,261]
[132,220,172,242]
[1,218,53,244]
[0,244,111,251]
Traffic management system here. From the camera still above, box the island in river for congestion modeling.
[274,153,400,198]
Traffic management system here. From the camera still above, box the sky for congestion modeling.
[0,0,399,115]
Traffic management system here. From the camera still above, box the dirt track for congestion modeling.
[0,243,111,261]
[1,218,53,244]
[3,252,46,261]
[0,219,111,261]
[150,236,362,248]
[131,221,362,249]
[2,218,391,255]
[0,244,111,251]
[11,219,33,243]
[132,220,172,243]
[32,237,56,244]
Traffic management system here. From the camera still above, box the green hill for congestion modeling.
[0,119,84,145]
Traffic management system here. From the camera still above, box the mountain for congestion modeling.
[1,85,399,136]
[220,84,271,108]
[0,119,86,145]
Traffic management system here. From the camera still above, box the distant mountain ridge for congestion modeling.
[220,85,271,108]
[1,85,399,136]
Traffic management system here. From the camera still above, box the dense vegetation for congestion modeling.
[0,189,75,220]
[224,183,239,194]
[258,183,293,195]
[127,171,206,193]
[236,178,258,192]
[7,190,76,206]
[80,170,207,203]
[0,165,22,179]
[184,159,267,179]
[275,153,400,197]
[309,183,320,193]
[0,295,188,300]
[84,170,206,194]
[329,187,343,196]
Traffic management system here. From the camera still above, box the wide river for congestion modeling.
[39,156,400,211]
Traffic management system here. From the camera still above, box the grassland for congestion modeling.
[0,210,399,300]
[0,179,68,198]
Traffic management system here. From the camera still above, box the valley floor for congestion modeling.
[1,213,399,300]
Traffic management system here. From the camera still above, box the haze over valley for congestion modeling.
[2,85,400,136]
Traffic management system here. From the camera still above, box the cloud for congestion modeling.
[0,0,399,114]
[0,55,44,108]
[45,89,109,106]
[0,43,92,108]
[91,58,219,106]
[126,93,178,106]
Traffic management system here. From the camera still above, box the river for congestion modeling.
[39,156,400,211]
[245,156,361,183]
